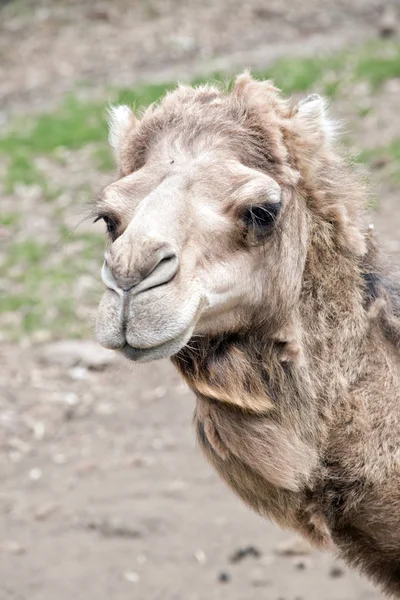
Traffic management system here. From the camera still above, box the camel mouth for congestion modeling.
[119,326,195,363]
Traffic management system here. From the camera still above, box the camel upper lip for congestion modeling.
[116,303,203,363]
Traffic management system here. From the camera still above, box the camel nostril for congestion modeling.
[103,243,179,294]
[156,253,176,271]
[101,260,125,296]
[141,249,179,292]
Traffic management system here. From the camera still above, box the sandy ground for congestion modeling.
[1,1,400,599]
[0,345,381,600]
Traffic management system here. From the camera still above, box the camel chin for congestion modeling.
[118,326,195,363]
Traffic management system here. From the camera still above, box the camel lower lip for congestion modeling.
[120,344,150,361]
[120,342,174,362]
[119,327,194,363]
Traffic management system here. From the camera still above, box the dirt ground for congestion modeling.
[0,345,381,600]
[1,1,400,599]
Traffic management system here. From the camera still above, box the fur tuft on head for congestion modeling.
[293,94,337,146]
[107,105,135,161]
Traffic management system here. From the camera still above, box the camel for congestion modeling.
[94,74,400,597]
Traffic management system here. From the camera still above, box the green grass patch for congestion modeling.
[0,291,78,338]
[354,43,400,89]
[113,82,176,108]
[357,105,372,118]
[0,232,105,339]
[4,153,44,192]
[0,212,19,226]
[357,138,400,184]
[0,96,106,155]
[4,239,49,267]
[92,145,115,172]
[0,84,178,193]
[261,54,339,94]
[1,40,400,194]
[255,40,400,96]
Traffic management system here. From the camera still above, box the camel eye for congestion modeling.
[94,215,118,238]
[243,202,281,238]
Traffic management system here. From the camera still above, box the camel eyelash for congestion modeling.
[93,214,119,236]
[242,202,282,239]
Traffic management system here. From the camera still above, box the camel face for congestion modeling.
[95,140,284,362]
[94,77,338,363]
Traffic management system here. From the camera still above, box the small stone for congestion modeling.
[62,393,80,407]
[31,330,52,344]
[259,554,275,567]
[136,554,147,565]
[370,155,390,170]
[123,571,139,583]
[87,8,110,21]
[28,468,43,482]
[142,386,168,401]
[1,541,26,555]
[95,402,115,416]
[0,411,16,428]
[68,366,87,380]
[218,571,230,583]
[39,340,115,370]
[329,565,345,578]
[86,516,141,539]
[250,567,270,587]
[194,549,207,564]
[76,461,97,475]
[8,437,31,454]
[127,455,154,468]
[63,407,77,421]
[253,7,281,19]
[168,480,187,492]
[229,545,261,563]
[379,8,397,37]
[385,79,400,94]
[34,503,57,521]
[52,453,67,465]
[251,578,269,588]
[32,421,46,441]
[152,438,164,450]
[128,455,145,467]
[8,451,22,463]
[275,537,312,557]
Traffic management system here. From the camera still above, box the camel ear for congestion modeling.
[107,105,136,161]
[293,94,336,145]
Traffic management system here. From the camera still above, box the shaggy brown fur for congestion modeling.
[166,79,400,596]
[101,75,400,596]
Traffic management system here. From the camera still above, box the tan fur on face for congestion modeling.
[95,74,400,596]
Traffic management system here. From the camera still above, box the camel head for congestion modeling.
[95,73,365,363]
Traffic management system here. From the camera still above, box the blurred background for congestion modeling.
[1,1,400,598]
